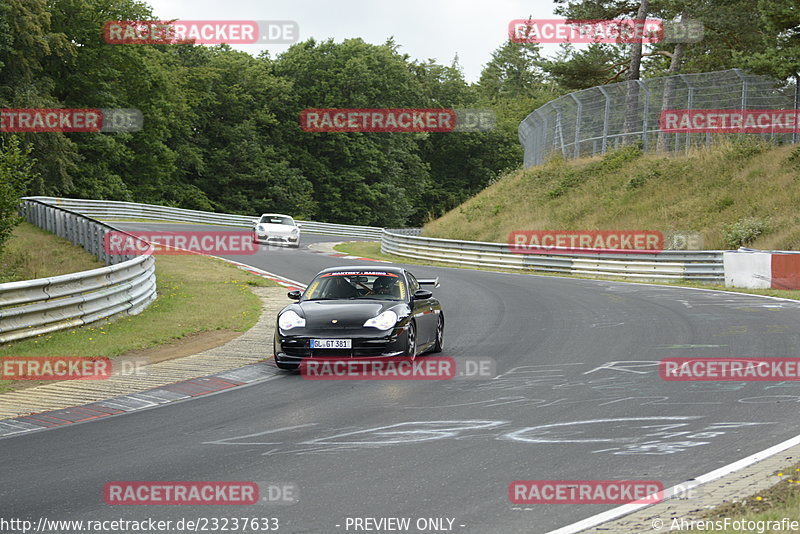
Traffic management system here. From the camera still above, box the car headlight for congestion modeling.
[291,228,299,235]
[363,310,398,330]
[278,310,306,330]
[256,224,265,231]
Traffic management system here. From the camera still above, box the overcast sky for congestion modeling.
[143,0,562,83]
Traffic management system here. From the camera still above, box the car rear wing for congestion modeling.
[418,277,440,288]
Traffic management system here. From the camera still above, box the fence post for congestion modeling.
[555,108,566,157]
[599,86,611,154]
[638,80,650,150]
[794,74,799,145]
[733,68,748,110]
[533,110,547,165]
[570,93,582,159]
[679,74,694,154]
[539,111,549,162]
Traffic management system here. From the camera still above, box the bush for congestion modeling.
[547,169,587,198]
[713,196,735,211]
[598,143,643,171]
[788,146,800,168]
[723,217,769,249]
[722,137,769,160]
[627,169,660,190]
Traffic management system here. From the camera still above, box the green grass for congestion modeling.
[424,140,800,251]
[0,222,104,283]
[684,463,800,533]
[0,230,278,392]
[334,241,397,262]
[333,241,800,301]
[334,240,518,271]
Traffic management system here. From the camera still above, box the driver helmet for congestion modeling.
[372,276,396,294]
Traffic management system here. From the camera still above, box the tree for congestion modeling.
[737,0,800,80]
[0,136,37,252]
[0,0,78,194]
[478,40,546,102]
[272,38,432,226]
[543,43,628,90]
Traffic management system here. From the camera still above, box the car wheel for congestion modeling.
[405,321,417,360]
[431,314,444,353]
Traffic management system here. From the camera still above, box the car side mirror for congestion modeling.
[287,290,302,300]
[251,219,259,226]
[412,289,433,300]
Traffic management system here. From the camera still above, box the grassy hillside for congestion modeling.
[423,139,800,251]
[0,222,103,283]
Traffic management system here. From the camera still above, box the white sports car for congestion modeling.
[251,214,300,248]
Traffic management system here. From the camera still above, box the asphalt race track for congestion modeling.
[3,223,800,533]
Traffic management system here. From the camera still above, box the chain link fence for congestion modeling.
[519,69,800,167]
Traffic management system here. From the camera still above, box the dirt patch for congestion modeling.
[117,329,243,365]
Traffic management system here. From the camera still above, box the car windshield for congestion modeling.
[303,272,406,301]
[260,216,294,225]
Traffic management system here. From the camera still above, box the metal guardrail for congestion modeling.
[381,230,724,282]
[0,200,157,344]
[17,196,724,284]
[24,197,385,240]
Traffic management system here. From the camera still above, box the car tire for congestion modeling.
[405,321,417,360]
[431,314,444,353]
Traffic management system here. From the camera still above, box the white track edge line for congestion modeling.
[547,431,800,534]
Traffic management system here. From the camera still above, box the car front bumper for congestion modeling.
[254,232,299,245]
[274,326,410,367]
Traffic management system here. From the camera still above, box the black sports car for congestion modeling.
[273,266,444,370]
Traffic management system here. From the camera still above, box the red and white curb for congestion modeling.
[308,250,391,263]
[218,258,308,291]
[0,363,281,439]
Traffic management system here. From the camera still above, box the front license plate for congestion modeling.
[310,339,352,349]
